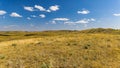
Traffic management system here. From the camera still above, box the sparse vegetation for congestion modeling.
[0,28,120,68]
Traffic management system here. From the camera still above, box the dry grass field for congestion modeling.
[0,28,120,68]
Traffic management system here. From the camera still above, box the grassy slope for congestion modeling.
[0,28,120,68]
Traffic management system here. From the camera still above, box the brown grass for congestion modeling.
[0,29,120,68]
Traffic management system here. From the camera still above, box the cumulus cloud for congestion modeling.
[64,18,95,25]
[90,18,96,21]
[49,5,59,11]
[24,6,34,11]
[53,18,69,21]
[76,18,95,24]
[23,5,60,12]
[27,17,31,20]
[39,14,46,18]
[51,18,69,24]
[75,19,89,24]
[35,5,46,11]
[64,21,76,25]
[0,10,7,15]
[113,13,120,16]
[10,12,22,17]
[51,20,56,24]
[77,9,90,14]
[46,10,51,12]
[31,15,36,17]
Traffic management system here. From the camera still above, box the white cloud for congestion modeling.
[64,21,76,25]
[46,10,51,12]
[64,18,95,25]
[49,5,59,11]
[0,10,7,15]
[35,5,46,11]
[77,9,90,14]
[77,18,95,24]
[31,15,36,17]
[75,19,89,24]
[51,20,56,24]
[24,6,34,11]
[3,25,17,29]
[27,17,31,20]
[34,5,59,12]
[53,18,69,21]
[10,12,22,17]
[39,14,46,18]
[113,13,120,16]
[51,18,69,24]
[90,18,96,21]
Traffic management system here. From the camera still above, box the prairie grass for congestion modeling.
[0,28,120,68]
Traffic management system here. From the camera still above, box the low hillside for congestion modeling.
[79,28,120,34]
[0,28,119,42]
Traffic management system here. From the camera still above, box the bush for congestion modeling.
[11,44,17,47]
[0,54,5,59]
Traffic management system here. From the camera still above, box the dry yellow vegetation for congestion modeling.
[0,28,120,68]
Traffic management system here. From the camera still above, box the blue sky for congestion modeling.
[0,0,120,31]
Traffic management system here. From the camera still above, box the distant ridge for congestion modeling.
[0,28,120,34]
[79,28,120,34]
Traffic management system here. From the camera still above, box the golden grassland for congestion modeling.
[0,28,120,68]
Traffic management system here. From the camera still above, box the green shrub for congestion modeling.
[41,62,49,68]
[0,54,5,59]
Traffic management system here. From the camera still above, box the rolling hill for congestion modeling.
[0,28,120,68]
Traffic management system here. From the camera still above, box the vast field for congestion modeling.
[0,28,120,68]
